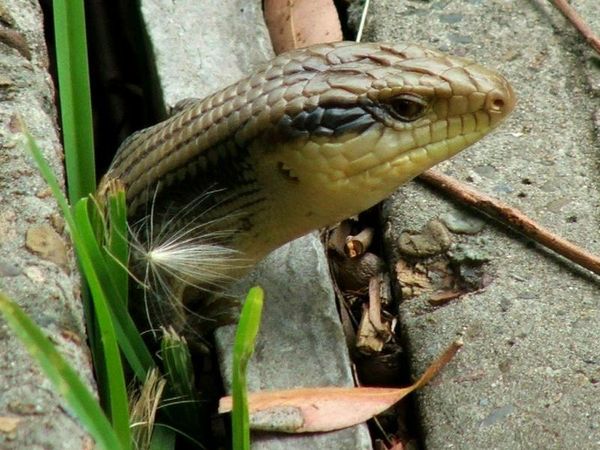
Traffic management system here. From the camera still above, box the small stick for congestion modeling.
[345,227,374,258]
[367,275,384,331]
[418,169,600,276]
[551,0,600,56]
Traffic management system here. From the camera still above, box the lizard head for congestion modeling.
[251,41,515,243]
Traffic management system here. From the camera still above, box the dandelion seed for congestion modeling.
[127,184,249,337]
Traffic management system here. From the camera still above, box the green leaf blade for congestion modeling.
[231,286,264,450]
[106,189,129,307]
[52,0,96,201]
[0,292,124,450]
[73,198,130,448]
[73,198,154,382]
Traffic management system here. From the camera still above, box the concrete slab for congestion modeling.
[362,1,600,448]
[138,1,372,448]
[216,233,372,450]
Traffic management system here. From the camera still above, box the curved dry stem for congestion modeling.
[419,169,600,276]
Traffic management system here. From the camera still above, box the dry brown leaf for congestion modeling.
[395,259,431,298]
[219,340,462,433]
[25,224,68,267]
[264,0,343,54]
[0,416,20,433]
[428,289,464,306]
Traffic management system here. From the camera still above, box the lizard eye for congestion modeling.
[388,94,429,122]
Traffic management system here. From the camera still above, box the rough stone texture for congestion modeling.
[139,1,372,448]
[0,1,94,449]
[216,233,371,449]
[141,0,274,105]
[365,1,600,449]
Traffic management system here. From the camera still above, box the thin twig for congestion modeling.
[551,0,600,56]
[345,227,374,258]
[367,276,384,331]
[418,169,600,276]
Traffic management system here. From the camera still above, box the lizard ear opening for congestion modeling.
[277,161,300,183]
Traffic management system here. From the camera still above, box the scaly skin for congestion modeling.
[98,41,515,310]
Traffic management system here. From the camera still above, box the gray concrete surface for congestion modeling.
[139,1,372,448]
[216,233,372,450]
[362,1,600,449]
[0,1,94,449]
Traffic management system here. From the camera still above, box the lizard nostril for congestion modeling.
[487,82,516,116]
[486,91,511,115]
[491,97,505,111]
[487,92,507,113]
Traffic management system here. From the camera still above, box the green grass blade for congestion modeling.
[0,292,123,450]
[231,286,264,450]
[23,133,154,381]
[73,199,130,447]
[161,329,204,443]
[161,329,199,410]
[107,190,129,308]
[23,132,74,230]
[52,0,95,201]
[74,198,154,381]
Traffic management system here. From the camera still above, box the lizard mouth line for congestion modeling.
[339,128,489,183]
[394,129,487,169]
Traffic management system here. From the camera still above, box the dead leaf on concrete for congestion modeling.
[0,416,20,433]
[219,340,462,433]
[395,259,431,298]
[264,0,343,54]
[428,289,464,306]
[25,224,68,267]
